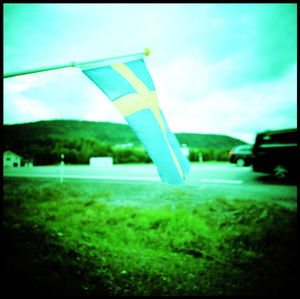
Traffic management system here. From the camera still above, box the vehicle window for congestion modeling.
[235,145,252,152]
[261,132,297,145]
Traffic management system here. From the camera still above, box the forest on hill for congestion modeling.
[3,120,247,165]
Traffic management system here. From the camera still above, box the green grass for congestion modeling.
[3,178,297,296]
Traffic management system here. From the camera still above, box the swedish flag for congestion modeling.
[82,58,190,185]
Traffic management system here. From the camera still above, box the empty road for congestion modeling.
[4,163,297,208]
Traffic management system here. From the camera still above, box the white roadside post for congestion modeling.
[199,152,203,164]
[60,153,64,183]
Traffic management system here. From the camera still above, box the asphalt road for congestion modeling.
[4,163,297,209]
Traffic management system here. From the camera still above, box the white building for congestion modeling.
[3,151,22,168]
[89,157,113,167]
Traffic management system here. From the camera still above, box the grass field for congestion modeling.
[3,178,298,296]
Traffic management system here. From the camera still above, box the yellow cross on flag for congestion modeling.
[81,57,190,185]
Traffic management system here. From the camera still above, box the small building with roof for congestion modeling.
[3,150,22,168]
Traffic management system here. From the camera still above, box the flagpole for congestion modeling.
[3,48,150,79]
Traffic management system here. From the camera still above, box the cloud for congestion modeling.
[14,97,56,120]
[252,4,297,81]
[4,75,39,92]
[165,4,297,86]
[155,63,297,143]
[4,67,126,124]
[3,3,297,144]
[3,75,56,123]
[4,93,57,124]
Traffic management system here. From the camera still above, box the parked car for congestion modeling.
[229,144,253,167]
[251,128,297,180]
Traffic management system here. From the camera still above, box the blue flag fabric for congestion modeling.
[82,59,190,185]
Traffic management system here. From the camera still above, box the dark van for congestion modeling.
[252,128,297,180]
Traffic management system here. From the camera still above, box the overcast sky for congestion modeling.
[3,3,297,143]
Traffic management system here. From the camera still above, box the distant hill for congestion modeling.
[175,133,247,149]
[3,119,247,150]
[4,120,138,147]
[3,120,248,165]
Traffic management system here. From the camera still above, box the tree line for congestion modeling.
[4,136,230,165]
